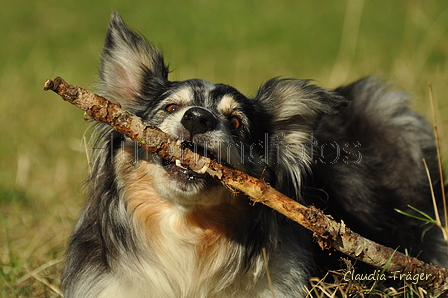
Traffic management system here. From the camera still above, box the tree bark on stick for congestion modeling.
[44,76,448,295]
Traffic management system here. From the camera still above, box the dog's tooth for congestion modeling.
[195,163,209,174]
[175,159,187,169]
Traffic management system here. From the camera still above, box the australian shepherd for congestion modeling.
[62,12,447,297]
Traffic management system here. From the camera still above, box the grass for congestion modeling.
[1,0,448,296]
[306,259,437,298]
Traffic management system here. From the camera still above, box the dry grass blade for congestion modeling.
[262,248,276,298]
[15,258,64,297]
[26,272,63,297]
[16,259,62,285]
[428,82,447,230]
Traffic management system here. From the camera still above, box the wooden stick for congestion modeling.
[44,76,448,295]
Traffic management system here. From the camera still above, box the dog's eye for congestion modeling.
[165,103,180,113]
[229,116,242,129]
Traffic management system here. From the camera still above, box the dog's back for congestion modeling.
[313,78,447,267]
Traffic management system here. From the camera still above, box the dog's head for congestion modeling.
[96,12,346,208]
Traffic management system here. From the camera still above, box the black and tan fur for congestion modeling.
[62,12,447,298]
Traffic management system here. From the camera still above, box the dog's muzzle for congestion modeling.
[160,107,218,183]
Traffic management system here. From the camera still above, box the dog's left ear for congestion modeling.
[254,78,347,199]
[254,78,347,130]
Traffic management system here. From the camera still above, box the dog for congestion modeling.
[61,12,447,297]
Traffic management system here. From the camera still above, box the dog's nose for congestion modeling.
[181,107,217,137]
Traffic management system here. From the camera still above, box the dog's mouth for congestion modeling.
[162,158,208,181]
[161,142,212,182]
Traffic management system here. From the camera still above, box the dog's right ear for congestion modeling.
[98,12,169,112]
[253,78,348,200]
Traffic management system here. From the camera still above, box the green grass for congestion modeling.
[1,0,448,296]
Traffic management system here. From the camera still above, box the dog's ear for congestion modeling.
[255,78,347,130]
[98,12,169,111]
[254,78,347,200]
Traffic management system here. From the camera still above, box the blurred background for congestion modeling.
[1,0,447,296]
